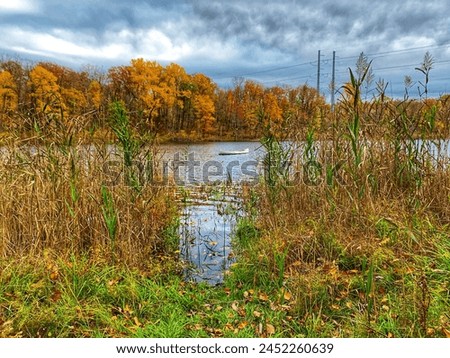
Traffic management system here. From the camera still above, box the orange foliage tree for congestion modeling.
[0,70,17,127]
[191,73,217,136]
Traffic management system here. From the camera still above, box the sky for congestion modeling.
[1,0,450,99]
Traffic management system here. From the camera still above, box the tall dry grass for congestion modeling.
[238,64,450,336]
[0,133,176,269]
[256,62,450,266]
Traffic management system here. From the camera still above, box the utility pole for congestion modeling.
[316,50,321,94]
[331,50,336,110]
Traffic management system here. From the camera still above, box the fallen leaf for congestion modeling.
[51,290,62,302]
[124,304,133,315]
[108,279,119,286]
[215,306,223,312]
[345,301,353,309]
[231,301,239,312]
[258,323,263,335]
[266,323,275,335]
[283,291,292,301]
[443,328,450,338]
[253,311,262,318]
[238,321,248,329]
[30,280,46,290]
[270,302,278,311]
[213,328,223,337]
[133,317,142,327]
[259,292,269,301]
[49,271,59,281]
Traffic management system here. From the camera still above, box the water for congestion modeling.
[157,141,265,185]
[158,141,264,284]
[179,193,241,284]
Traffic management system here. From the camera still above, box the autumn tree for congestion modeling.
[285,85,327,134]
[261,90,283,136]
[127,58,165,129]
[0,70,17,129]
[0,71,17,112]
[162,63,190,131]
[108,65,133,106]
[88,80,102,111]
[28,65,63,126]
[192,74,216,134]
[241,80,264,134]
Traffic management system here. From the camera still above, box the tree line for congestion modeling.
[0,56,448,141]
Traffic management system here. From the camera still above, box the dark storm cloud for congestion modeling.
[189,0,448,55]
[0,0,186,37]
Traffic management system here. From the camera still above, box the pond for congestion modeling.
[158,141,264,284]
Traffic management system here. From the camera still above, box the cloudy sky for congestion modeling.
[1,0,449,98]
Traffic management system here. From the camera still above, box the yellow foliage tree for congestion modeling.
[128,58,164,128]
[28,65,63,117]
[191,73,217,136]
[61,87,87,115]
[0,70,17,114]
[88,80,102,110]
[262,91,283,136]
[242,81,264,131]
[193,94,216,136]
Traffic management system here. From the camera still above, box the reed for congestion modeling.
[0,131,175,269]
[237,62,450,337]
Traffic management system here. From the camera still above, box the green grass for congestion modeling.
[0,254,300,338]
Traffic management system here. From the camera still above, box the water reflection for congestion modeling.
[179,192,241,285]
[161,142,260,284]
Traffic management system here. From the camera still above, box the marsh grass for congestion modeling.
[235,63,450,337]
[0,129,174,268]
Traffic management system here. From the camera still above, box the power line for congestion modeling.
[211,44,450,99]
[258,73,314,84]
[214,43,450,82]
[335,42,450,62]
[214,60,316,79]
